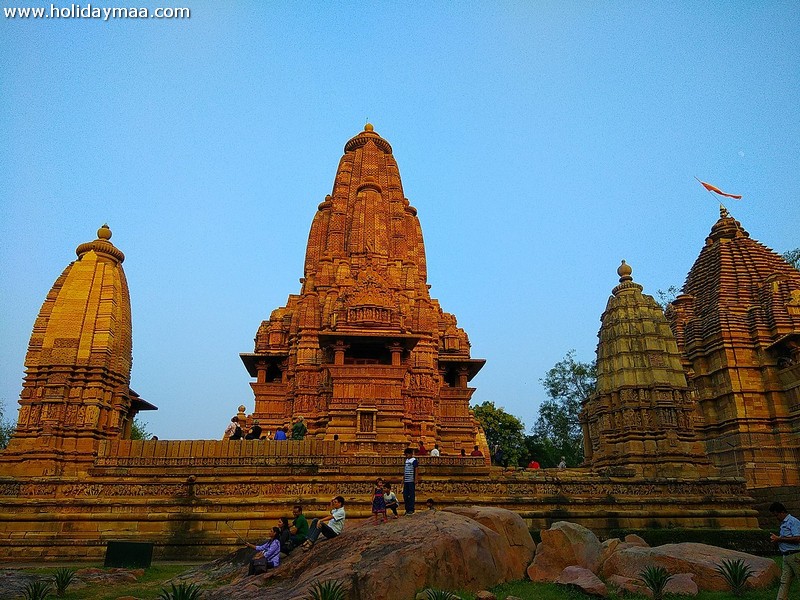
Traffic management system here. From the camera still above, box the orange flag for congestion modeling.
[698,179,742,199]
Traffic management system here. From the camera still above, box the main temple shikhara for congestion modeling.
[240,124,485,454]
[1,125,798,561]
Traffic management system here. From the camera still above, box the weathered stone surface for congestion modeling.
[556,566,608,597]
[474,592,497,600]
[599,538,621,565]
[665,572,698,596]
[601,542,779,591]
[442,506,535,575]
[196,509,527,599]
[527,521,602,582]
[623,534,648,547]
[606,574,648,596]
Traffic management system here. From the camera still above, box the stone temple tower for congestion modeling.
[3,225,155,476]
[667,208,800,489]
[581,261,714,477]
[241,125,485,454]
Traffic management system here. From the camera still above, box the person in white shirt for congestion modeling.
[301,496,346,551]
[430,444,440,457]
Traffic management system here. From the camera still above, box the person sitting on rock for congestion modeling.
[245,526,281,575]
[383,483,399,519]
[289,505,309,548]
[301,496,346,551]
[274,426,288,441]
[426,498,437,511]
[277,516,293,554]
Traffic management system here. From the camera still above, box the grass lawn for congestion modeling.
[9,564,796,599]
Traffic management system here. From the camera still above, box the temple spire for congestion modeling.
[581,262,713,477]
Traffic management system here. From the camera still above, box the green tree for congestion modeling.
[783,248,800,270]
[472,401,526,467]
[130,417,152,440]
[0,400,15,450]
[531,350,596,467]
[655,285,680,309]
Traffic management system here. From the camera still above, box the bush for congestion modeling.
[716,558,755,596]
[307,580,347,600]
[157,582,203,600]
[639,565,672,600]
[23,579,54,600]
[52,567,76,597]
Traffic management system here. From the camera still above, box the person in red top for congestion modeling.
[416,440,428,456]
[469,445,483,457]
[527,459,541,469]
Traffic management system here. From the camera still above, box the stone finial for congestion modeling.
[76,224,124,263]
[612,260,642,296]
[617,260,633,283]
[720,205,729,219]
[364,123,374,132]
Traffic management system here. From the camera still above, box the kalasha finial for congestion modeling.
[720,205,730,219]
[364,123,374,132]
[617,259,633,283]
[97,224,112,240]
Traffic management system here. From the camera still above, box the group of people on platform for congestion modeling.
[223,415,307,441]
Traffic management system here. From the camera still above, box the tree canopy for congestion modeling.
[130,417,152,440]
[0,400,15,450]
[783,248,800,270]
[472,400,526,467]
[530,349,596,467]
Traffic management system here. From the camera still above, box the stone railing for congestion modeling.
[93,439,487,470]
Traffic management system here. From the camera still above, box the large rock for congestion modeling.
[527,521,602,582]
[556,566,608,597]
[665,573,698,596]
[442,506,536,575]
[601,542,779,591]
[198,508,532,600]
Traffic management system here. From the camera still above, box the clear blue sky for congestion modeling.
[1,2,798,439]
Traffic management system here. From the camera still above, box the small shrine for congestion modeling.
[582,261,714,477]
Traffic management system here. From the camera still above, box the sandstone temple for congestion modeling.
[2,125,796,562]
[240,123,486,456]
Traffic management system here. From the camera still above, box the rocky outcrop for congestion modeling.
[194,508,533,600]
[556,566,608,597]
[601,542,779,592]
[526,521,602,582]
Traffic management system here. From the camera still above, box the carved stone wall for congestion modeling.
[0,440,758,562]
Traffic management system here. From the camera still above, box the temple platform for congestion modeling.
[0,440,759,562]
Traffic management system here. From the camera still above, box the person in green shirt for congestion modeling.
[289,504,309,549]
[291,416,307,440]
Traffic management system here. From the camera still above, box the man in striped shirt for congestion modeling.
[403,447,418,515]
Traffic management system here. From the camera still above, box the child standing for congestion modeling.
[371,477,387,523]
[383,482,399,518]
